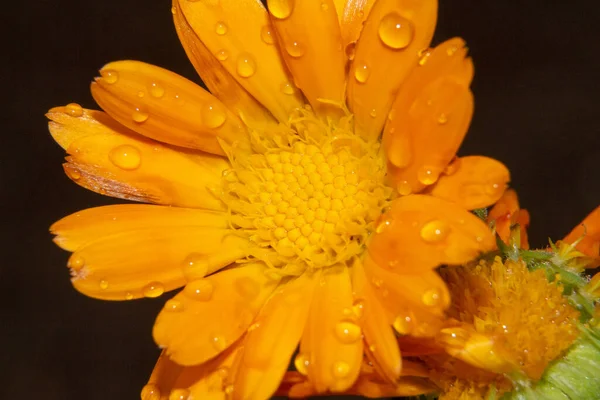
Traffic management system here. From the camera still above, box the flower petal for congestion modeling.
[67,226,248,301]
[362,254,448,336]
[300,266,363,393]
[268,0,346,116]
[51,205,228,252]
[153,263,279,366]
[427,156,510,210]
[351,260,402,382]
[48,106,228,209]
[383,38,474,194]
[351,374,438,397]
[487,188,530,249]
[347,0,438,140]
[144,344,243,400]
[177,0,304,123]
[233,272,316,400]
[337,0,377,51]
[91,60,249,155]
[368,195,496,272]
[172,2,278,132]
[563,205,600,267]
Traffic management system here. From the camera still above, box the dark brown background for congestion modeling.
[2,1,599,399]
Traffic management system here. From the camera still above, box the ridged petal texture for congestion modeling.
[563,205,600,267]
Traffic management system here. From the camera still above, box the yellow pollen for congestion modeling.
[219,107,391,272]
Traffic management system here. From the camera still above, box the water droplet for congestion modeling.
[66,168,81,180]
[211,334,227,351]
[168,389,190,400]
[236,54,256,78]
[294,353,310,375]
[184,279,214,301]
[215,21,227,35]
[447,45,458,56]
[370,109,377,118]
[68,254,85,270]
[181,253,210,281]
[375,217,392,233]
[201,102,226,128]
[352,299,365,319]
[143,282,165,298]
[224,385,234,395]
[269,0,294,19]
[332,361,350,378]
[165,298,185,312]
[65,103,83,117]
[137,91,145,98]
[101,69,119,84]
[397,181,412,196]
[437,113,448,124]
[99,280,109,290]
[281,82,295,95]
[149,83,165,98]
[170,6,176,15]
[132,107,149,123]
[420,220,450,243]
[418,49,431,66]
[109,144,142,170]
[345,42,356,60]
[422,288,441,307]
[334,321,362,344]
[286,41,305,58]
[260,26,274,44]
[354,63,369,83]
[234,277,260,300]
[485,182,503,196]
[216,49,228,61]
[443,157,460,176]
[417,166,440,185]
[392,314,412,334]
[141,383,161,400]
[369,344,376,352]
[437,328,470,350]
[378,12,414,50]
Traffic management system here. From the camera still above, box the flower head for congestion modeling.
[47,0,510,398]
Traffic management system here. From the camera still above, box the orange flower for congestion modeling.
[48,0,508,398]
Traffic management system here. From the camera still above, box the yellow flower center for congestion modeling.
[219,107,392,275]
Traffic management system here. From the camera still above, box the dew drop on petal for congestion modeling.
[125,292,134,300]
[224,385,234,395]
[143,281,165,298]
[109,144,142,170]
[320,1,329,11]
[392,314,413,334]
[334,321,362,344]
[422,288,441,306]
[437,113,449,124]
[280,82,295,95]
[352,299,365,319]
[181,253,209,281]
[370,109,377,118]
[164,299,184,312]
[201,102,226,129]
[294,353,310,375]
[269,0,294,19]
[418,49,431,66]
[141,384,161,400]
[354,63,369,83]
[66,168,81,180]
[417,166,440,185]
[260,26,274,44]
[184,279,214,301]
[216,49,229,61]
[149,83,165,98]
[215,21,228,35]
[447,45,458,56]
[211,334,227,351]
[286,41,305,58]
[65,103,83,117]
[168,389,190,400]
[375,217,392,233]
[99,280,109,290]
[132,107,149,123]
[68,254,85,270]
[236,54,256,78]
[332,361,350,378]
[170,6,176,15]
[485,182,503,196]
[378,13,414,50]
[420,220,450,243]
[101,69,119,84]
[397,181,412,196]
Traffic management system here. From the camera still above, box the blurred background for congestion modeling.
[1,0,599,399]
